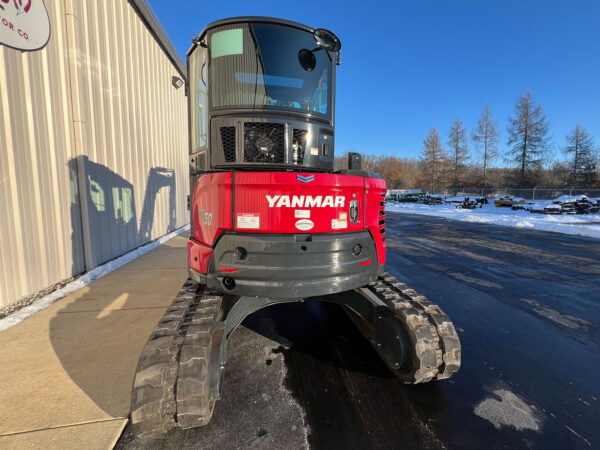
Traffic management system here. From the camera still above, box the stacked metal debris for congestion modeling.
[554,195,599,214]
[511,195,599,215]
[495,196,526,207]
[445,196,485,209]
[419,194,444,205]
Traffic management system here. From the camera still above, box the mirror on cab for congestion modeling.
[298,28,342,72]
[313,28,341,52]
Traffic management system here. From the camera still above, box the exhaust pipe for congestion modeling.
[222,277,236,291]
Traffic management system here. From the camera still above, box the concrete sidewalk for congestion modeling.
[0,236,188,449]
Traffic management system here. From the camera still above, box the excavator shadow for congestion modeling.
[239,300,452,449]
[243,300,403,379]
[67,155,177,271]
[46,157,181,419]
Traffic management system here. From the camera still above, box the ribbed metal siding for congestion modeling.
[0,0,188,307]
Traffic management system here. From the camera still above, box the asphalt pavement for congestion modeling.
[117,212,600,449]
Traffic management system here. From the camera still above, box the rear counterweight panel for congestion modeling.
[189,230,382,298]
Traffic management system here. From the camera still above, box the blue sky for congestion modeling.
[149,0,600,162]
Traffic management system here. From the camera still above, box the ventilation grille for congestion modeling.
[220,126,236,163]
[292,129,308,164]
[379,192,386,240]
[244,123,285,163]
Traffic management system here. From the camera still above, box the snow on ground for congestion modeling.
[386,202,600,239]
[0,225,190,333]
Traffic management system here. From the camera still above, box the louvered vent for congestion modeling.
[220,126,236,162]
[379,192,386,241]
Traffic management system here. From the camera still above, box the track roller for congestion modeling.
[366,272,461,382]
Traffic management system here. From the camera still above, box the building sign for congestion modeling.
[0,0,50,51]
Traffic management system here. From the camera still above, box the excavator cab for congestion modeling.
[188,18,340,176]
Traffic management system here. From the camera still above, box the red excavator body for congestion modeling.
[184,17,387,299]
[188,171,386,298]
[131,17,460,437]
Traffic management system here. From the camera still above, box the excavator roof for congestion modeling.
[200,16,314,35]
[187,16,316,57]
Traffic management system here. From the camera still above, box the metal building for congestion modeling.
[0,0,188,308]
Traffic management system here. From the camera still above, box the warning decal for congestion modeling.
[294,209,310,218]
[332,219,348,230]
[237,213,260,229]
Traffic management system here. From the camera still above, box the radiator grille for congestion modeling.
[244,123,285,163]
[220,126,236,163]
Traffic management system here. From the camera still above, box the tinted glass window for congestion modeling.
[209,23,330,116]
[190,46,208,152]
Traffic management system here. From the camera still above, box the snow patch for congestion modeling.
[265,341,310,448]
[474,389,542,431]
[0,225,190,333]
[386,202,600,239]
[515,220,534,228]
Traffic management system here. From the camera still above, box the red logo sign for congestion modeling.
[0,0,49,51]
[0,1,32,15]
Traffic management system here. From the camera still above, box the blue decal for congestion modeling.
[296,174,315,183]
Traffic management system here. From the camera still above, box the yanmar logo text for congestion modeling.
[266,195,345,208]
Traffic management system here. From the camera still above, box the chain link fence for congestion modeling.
[427,188,600,200]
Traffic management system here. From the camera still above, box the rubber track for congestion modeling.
[130,279,221,437]
[131,274,460,436]
[366,272,461,383]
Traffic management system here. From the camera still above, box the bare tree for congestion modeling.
[447,116,469,188]
[472,103,499,188]
[420,127,447,192]
[399,158,423,189]
[506,91,550,187]
[563,125,595,188]
[375,156,405,188]
[334,153,425,188]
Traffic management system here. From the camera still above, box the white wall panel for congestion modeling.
[0,0,188,307]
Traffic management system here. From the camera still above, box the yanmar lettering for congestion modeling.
[266,195,345,208]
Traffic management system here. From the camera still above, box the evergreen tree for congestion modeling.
[506,91,550,187]
[472,104,499,188]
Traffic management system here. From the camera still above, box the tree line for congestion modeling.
[336,91,599,190]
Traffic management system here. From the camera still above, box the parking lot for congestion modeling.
[117,212,599,449]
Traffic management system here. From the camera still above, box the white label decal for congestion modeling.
[310,147,319,155]
[295,219,314,231]
[295,209,310,218]
[339,212,348,220]
[237,213,260,229]
[332,219,348,229]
